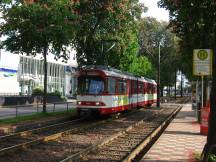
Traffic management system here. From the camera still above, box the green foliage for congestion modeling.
[48,90,61,99]
[129,56,153,77]
[158,0,216,80]
[208,154,216,162]
[0,0,76,57]
[60,96,67,102]
[73,0,145,67]
[158,0,216,158]
[47,91,67,101]
[0,0,77,112]
[119,30,153,77]
[33,89,66,101]
[138,17,179,86]
[32,87,43,96]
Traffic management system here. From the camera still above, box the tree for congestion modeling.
[0,0,76,112]
[158,0,216,160]
[138,17,179,95]
[72,0,145,67]
[119,30,153,77]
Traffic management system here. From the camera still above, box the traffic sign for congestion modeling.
[193,49,213,76]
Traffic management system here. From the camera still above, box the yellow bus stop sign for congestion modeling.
[193,49,213,76]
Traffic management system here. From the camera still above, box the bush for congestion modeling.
[47,91,62,99]
[32,88,43,96]
[32,89,65,102]
[60,96,67,101]
[208,154,216,162]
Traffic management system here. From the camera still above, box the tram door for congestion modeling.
[129,80,138,109]
[136,79,138,108]
[128,80,133,109]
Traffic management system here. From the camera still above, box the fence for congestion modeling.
[0,93,30,97]
[0,102,76,119]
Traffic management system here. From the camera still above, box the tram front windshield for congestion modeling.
[78,76,104,95]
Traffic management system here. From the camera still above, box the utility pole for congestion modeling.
[157,42,160,108]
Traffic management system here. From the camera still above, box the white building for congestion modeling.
[0,49,78,97]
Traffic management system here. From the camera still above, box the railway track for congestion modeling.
[0,115,94,156]
[0,103,183,162]
[0,108,165,161]
[0,108,143,157]
[60,105,182,162]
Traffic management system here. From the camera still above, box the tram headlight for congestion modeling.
[95,102,105,106]
[78,101,81,105]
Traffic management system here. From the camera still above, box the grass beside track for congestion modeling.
[0,109,77,125]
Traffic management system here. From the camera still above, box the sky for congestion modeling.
[139,0,169,22]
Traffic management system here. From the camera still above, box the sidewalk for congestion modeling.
[141,104,206,162]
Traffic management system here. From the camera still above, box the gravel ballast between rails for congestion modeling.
[61,105,182,162]
[0,116,91,155]
[0,104,181,162]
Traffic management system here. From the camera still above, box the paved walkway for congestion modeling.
[141,104,206,162]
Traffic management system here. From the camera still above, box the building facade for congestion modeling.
[0,49,77,97]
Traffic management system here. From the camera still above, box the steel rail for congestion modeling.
[0,116,85,141]
[0,120,112,156]
[0,108,141,156]
[122,105,183,162]
[59,107,173,162]
[60,99,188,162]
[0,118,112,156]
[0,116,89,156]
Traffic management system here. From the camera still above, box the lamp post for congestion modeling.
[157,42,160,108]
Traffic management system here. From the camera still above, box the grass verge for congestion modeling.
[0,109,77,125]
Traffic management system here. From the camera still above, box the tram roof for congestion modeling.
[82,65,156,84]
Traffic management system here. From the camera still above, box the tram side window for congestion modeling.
[149,84,153,94]
[130,80,133,94]
[118,79,127,94]
[146,84,149,94]
[153,86,157,93]
[150,85,154,94]
[143,83,146,94]
[133,80,138,94]
[138,83,143,94]
[148,84,151,94]
[108,77,116,94]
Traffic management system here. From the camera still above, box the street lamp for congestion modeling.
[141,42,161,108]
[157,42,161,108]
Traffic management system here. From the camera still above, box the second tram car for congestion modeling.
[76,66,157,115]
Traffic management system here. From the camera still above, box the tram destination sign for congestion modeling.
[193,49,213,76]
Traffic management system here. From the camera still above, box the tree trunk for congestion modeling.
[168,86,171,97]
[157,43,160,108]
[203,49,216,161]
[174,70,177,100]
[42,46,48,113]
[203,77,207,107]
[180,71,183,97]
[160,87,163,97]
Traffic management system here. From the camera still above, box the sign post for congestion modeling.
[201,75,204,107]
[193,49,212,76]
[193,49,213,107]
[193,49,212,134]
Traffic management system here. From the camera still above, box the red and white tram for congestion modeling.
[76,66,157,115]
